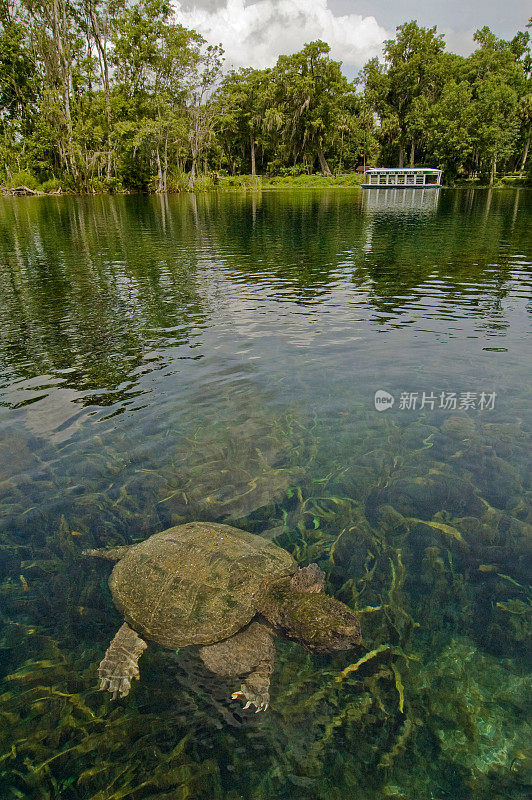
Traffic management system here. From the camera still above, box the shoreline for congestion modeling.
[1,179,530,198]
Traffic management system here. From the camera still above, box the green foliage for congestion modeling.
[362,21,531,182]
[265,40,358,176]
[5,169,39,189]
[363,21,446,167]
[216,173,363,190]
[0,9,37,131]
[1,4,530,189]
[41,177,63,193]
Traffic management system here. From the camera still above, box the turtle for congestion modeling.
[84,521,362,712]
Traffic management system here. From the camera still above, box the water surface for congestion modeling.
[0,188,530,800]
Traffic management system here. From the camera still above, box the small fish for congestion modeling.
[19,575,29,591]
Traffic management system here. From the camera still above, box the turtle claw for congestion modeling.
[231,685,270,713]
[97,624,147,700]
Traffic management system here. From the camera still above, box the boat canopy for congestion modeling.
[365,168,442,173]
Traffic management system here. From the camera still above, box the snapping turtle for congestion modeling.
[85,522,361,711]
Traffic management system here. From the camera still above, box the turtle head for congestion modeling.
[260,581,361,653]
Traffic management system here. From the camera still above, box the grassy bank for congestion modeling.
[453,175,530,188]
[1,171,365,196]
[214,173,364,190]
[3,170,530,197]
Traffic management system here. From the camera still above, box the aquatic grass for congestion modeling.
[336,645,394,683]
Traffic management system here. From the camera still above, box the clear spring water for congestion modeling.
[0,188,530,800]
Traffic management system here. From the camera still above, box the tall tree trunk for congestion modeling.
[410,141,415,167]
[51,0,79,183]
[156,147,163,192]
[519,126,530,174]
[489,157,496,186]
[250,132,256,176]
[89,6,112,178]
[189,157,197,188]
[187,101,214,189]
[398,143,404,168]
[163,136,168,192]
[317,145,332,176]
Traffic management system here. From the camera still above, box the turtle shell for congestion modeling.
[108,522,296,648]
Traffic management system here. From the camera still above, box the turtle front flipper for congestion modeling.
[199,622,274,712]
[98,623,148,699]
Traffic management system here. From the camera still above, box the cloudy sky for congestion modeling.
[173,0,531,76]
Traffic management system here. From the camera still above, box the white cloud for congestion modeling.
[173,0,388,73]
[440,27,477,57]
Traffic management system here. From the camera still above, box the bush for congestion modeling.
[6,170,39,190]
[167,171,189,192]
[499,175,528,187]
[41,178,63,193]
[217,175,261,190]
[102,176,124,194]
[192,173,217,191]
[91,176,124,194]
[278,164,310,177]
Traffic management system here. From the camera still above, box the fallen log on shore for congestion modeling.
[1,185,65,196]
[0,185,44,196]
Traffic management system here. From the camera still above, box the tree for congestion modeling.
[466,27,527,183]
[110,0,212,191]
[185,42,223,188]
[0,3,37,128]
[214,67,266,175]
[83,0,113,177]
[363,21,446,167]
[18,0,85,182]
[511,27,531,174]
[424,79,475,178]
[270,41,356,175]
[2,5,531,190]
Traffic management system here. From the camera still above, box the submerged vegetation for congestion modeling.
[0,2,531,191]
[1,398,530,799]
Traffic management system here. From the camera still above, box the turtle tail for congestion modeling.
[82,545,132,562]
[98,623,148,699]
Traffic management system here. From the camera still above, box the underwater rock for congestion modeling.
[157,412,305,521]
[458,504,531,563]
[441,415,477,441]
[0,432,37,482]
[329,510,378,572]
[469,454,522,510]
[415,637,531,794]
[366,467,484,523]
[375,505,409,542]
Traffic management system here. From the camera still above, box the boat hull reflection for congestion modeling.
[362,187,441,214]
